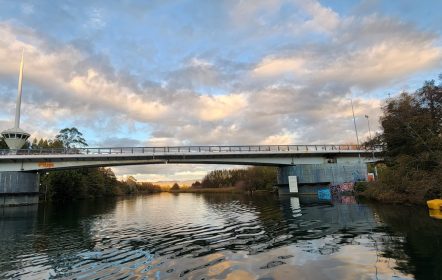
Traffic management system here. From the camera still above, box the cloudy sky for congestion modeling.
[0,0,441,181]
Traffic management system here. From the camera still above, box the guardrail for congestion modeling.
[0,145,384,156]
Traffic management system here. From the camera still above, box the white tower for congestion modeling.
[1,50,30,150]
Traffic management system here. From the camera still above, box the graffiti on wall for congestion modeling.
[330,182,354,195]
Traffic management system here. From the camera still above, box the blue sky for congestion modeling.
[0,0,441,181]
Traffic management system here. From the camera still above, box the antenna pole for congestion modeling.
[14,50,24,128]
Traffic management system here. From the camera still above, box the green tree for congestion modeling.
[416,79,442,135]
[55,127,88,148]
[46,170,87,201]
[363,76,442,203]
[244,166,277,190]
[0,137,8,149]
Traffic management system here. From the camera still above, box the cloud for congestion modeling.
[0,23,169,130]
[295,0,340,33]
[228,0,340,37]
[86,8,106,29]
[253,57,306,77]
[166,58,221,89]
[197,94,247,121]
[250,14,442,91]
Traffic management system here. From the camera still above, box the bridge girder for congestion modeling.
[0,151,381,172]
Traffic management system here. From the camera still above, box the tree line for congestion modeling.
[362,75,442,203]
[192,166,277,191]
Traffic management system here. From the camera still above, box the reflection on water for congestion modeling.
[0,193,441,279]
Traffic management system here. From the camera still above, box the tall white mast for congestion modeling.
[14,49,24,128]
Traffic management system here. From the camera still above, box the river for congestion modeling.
[0,193,441,279]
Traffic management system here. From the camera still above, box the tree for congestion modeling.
[170,183,180,191]
[55,127,88,148]
[244,166,277,190]
[0,137,8,149]
[362,76,442,203]
[191,181,202,188]
[416,79,442,135]
[381,92,423,159]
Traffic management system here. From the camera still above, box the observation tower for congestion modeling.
[1,51,30,150]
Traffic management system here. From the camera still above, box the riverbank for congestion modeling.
[355,180,440,205]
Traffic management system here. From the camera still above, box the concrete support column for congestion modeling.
[0,171,40,206]
[277,163,367,194]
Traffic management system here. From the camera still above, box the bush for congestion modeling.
[354,181,368,193]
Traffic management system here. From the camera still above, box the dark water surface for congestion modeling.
[1,193,441,279]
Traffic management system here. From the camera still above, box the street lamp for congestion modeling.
[365,114,377,177]
[350,98,360,147]
[365,115,372,141]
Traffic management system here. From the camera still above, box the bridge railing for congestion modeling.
[0,144,384,156]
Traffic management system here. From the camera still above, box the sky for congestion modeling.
[0,0,441,182]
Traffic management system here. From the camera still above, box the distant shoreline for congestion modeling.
[167,187,271,194]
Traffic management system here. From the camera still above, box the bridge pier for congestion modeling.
[0,172,40,206]
[277,163,367,195]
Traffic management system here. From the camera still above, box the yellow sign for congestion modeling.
[38,162,55,168]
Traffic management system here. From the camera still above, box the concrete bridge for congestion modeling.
[0,144,381,171]
[0,144,382,206]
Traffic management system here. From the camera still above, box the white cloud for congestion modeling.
[251,14,442,91]
[197,94,247,121]
[260,132,297,145]
[296,0,340,33]
[253,57,306,77]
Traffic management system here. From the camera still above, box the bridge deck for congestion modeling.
[0,144,382,157]
[0,145,383,171]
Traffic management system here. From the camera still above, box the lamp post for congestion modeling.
[350,97,360,161]
[350,98,360,147]
[365,114,377,178]
[365,115,372,141]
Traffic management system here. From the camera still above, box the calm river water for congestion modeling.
[1,193,441,280]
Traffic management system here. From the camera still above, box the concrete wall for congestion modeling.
[277,163,367,186]
[0,171,39,206]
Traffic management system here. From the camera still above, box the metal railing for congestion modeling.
[0,144,384,156]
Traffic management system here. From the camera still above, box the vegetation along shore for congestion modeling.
[357,76,442,205]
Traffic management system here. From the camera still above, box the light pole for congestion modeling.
[365,114,374,156]
[365,115,372,141]
[350,98,360,147]
[365,114,377,177]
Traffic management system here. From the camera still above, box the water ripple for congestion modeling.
[0,193,429,279]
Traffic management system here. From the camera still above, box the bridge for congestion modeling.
[0,144,382,172]
[0,144,382,206]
